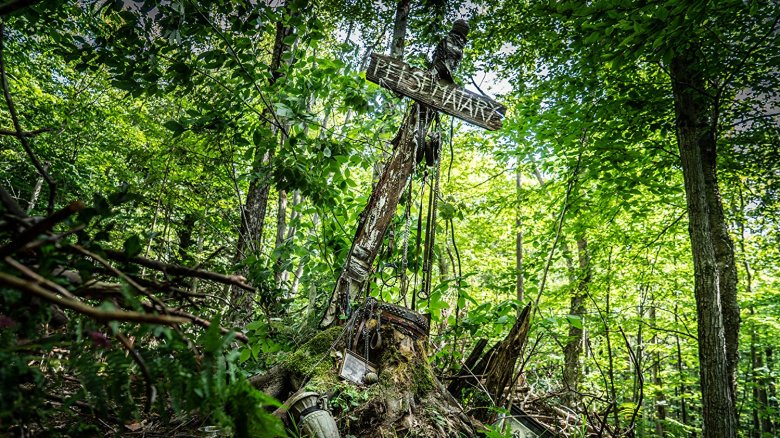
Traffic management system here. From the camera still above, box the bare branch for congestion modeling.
[101,248,255,292]
[0,200,84,258]
[0,271,189,325]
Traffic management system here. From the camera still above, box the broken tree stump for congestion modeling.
[253,299,481,437]
[452,302,532,424]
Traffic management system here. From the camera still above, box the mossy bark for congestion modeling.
[253,325,479,437]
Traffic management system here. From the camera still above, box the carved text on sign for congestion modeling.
[366,53,506,131]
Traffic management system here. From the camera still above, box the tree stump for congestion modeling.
[254,299,479,437]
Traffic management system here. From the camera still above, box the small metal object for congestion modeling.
[363,372,379,385]
[287,392,340,438]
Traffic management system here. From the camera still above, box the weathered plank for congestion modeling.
[366,53,506,131]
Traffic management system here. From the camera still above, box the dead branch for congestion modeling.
[111,329,156,413]
[4,256,78,300]
[71,244,168,313]
[101,248,255,292]
[0,200,84,257]
[0,184,24,216]
[0,271,189,325]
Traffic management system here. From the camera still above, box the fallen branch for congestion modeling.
[0,200,84,257]
[102,248,255,292]
[0,271,189,325]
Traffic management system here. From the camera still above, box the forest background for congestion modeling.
[0,0,778,437]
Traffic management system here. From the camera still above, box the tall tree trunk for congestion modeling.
[274,189,288,289]
[670,49,738,437]
[26,162,48,213]
[231,16,294,313]
[766,346,777,435]
[650,304,667,435]
[562,237,589,407]
[605,249,619,431]
[738,188,771,436]
[177,212,196,264]
[515,168,524,304]
[373,0,412,180]
[674,300,691,435]
[389,0,411,58]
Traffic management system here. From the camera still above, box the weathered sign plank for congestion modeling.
[366,53,506,131]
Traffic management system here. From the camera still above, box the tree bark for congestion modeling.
[562,237,589,407]
[650,305,667,436]
[231,17,294,313]
[670,49,737,437]
[389,0,411,58]
[274,189,288,289]
[515,168,524,304]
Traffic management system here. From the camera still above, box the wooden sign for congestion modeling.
[366,53,506,131]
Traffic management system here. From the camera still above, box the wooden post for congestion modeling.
[320,19,505,327]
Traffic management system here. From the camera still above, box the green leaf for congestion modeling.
[123,235,142,258]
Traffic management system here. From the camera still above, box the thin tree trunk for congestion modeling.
[562,237,589,407]
[670,50,737,437]
[26,162,48,213]
[231,16,294,314]
[515,168,524,304]
[372,0,412,180]
[389,0,411,58]
[674,299,691,434]
[738,187,771,436]
[605,249,619,431]
[650,304,667,435]
[274,189,287,289]
[177,213,196,264]
[766,346,777,435]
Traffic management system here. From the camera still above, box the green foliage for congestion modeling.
[1,0,778,436]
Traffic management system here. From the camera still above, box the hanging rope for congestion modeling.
[418,114,444,308]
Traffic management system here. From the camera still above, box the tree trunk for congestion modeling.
[389,0,411,58]
[274,189,288,289]
[562,237,589,407]
[515,168,524,304]
[650,305,667,435]
[26,162,48,213]
[231,17,294,313]
[670,50,737,437]
[177,212,196,264]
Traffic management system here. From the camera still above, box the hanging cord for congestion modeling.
[419,116,443,308]
[398,181,413,306]
[410,168,427,309]
[447,116,455,182]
